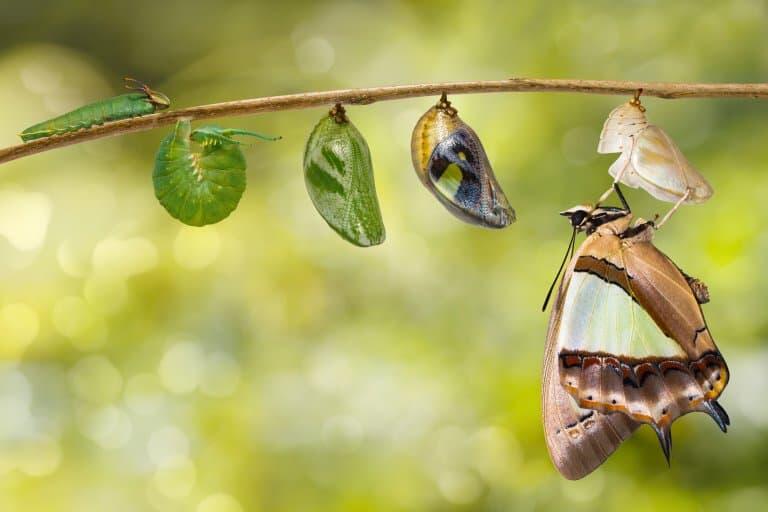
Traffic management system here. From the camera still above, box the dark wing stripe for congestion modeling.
[574,255,634,296]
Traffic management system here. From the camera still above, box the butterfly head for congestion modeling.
[124,77,171,110]
[560,204,630,234]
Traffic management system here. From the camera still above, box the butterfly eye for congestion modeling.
[411,94,515,229]
[568,210,589,229]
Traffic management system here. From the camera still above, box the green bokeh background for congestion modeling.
[1,1,767,510]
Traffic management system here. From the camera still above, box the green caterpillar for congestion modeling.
[153,119,280,226]
[20,78,170,142]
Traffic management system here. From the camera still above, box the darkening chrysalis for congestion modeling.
[410,93,515,228]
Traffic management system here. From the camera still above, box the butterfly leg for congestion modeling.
[654,189,691,230]
[595,155,632,209]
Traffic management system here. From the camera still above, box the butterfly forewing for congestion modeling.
[543,246,639,480]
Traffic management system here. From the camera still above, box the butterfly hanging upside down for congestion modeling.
[542,203,729,480]
[20,78,171,142]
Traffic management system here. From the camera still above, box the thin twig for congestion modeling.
[3,77,768,166]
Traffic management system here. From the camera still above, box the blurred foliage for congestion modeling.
[1,1,768,510]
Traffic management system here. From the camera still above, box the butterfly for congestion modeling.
[410,94,515,228]
[596,91,713,227]
[542,201,729,479]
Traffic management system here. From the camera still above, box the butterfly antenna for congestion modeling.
[542,227,577,312]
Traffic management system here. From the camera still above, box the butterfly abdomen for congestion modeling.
[21,92,156,141]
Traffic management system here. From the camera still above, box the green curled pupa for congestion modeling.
[303,104,385,247]
[153,119,279,226]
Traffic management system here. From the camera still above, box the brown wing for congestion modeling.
[543,247,639,480]
[554,222,729,465]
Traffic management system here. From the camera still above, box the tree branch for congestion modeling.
[3,77,768,166]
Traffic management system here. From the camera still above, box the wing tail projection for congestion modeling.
[543,215,729,479]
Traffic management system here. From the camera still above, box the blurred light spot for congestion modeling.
[392,108,423,151]
[57,240,89,277]
[561,126,597,166]
[197,494,244,512]
[159,342,204,394]
[579,15,619,56]
[730,351,768,426]
[294,37,335,74]
[148,426,190,467]
[78,405,133,450]
[560,467,604,502]
[0,369,32,439]
[124,373,166,416]
[437,469,483,505]
[725,487,768,512]
[201,352,241,397]
[0,303,39,358]
[0,452,14,475]
[20,64,62,94]
[52,296,108,350]
[308,347,351,393]
[16,435,61,477]
[0,188,51,251]
[83,274,128,316]
[92,237,158,278]
[322,415,364,448]
[173,227,221,270]
[469,426,521,484]
[432,426,468,468]
[69,355,123,404]
[152,456,196,499]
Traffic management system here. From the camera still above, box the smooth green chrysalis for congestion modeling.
[153,119,279,226]
[303,105,385,247]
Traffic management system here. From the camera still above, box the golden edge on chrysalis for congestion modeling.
[410,93,515,228]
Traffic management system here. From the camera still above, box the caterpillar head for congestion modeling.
[124,77,170,110]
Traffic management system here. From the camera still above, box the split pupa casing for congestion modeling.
[303,107,385,247]
[410,98,515,228]
[598,101,713,204]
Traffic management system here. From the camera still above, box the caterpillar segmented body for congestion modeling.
[20,78,170,142]
[153,120,280,226]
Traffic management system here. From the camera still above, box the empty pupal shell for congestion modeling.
[410,95,515,228]
[598,100,713,204]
